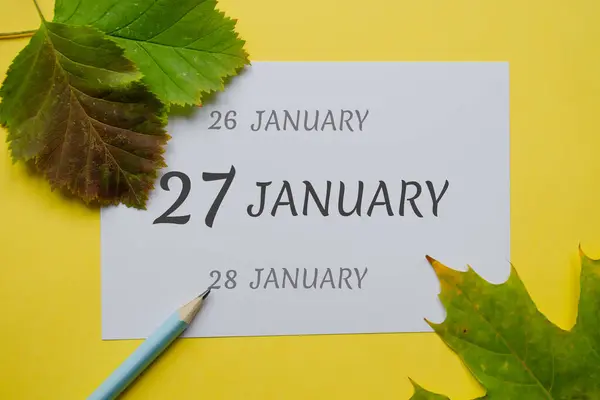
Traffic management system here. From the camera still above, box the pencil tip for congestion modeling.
[179,290,210,323]
[200,288,211,300]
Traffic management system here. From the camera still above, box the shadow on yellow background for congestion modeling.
[1,0,599,398]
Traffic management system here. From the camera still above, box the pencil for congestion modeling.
[88,289,211,400]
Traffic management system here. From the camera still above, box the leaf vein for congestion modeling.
[103,142,151,163]
[47,28,102,53]
[84,125,93,198]
[62,0,83,23]
[87,1,121,25]
[135,42,192,98]
[185,39,241,55]
[69,85,143,108]
[144,0,208,42]
[173,49,211,86]
[172,12,220,47]
[578,320,600,361]
[2,34,45,117]
[475,368,546,388]
[112,35,247,61]
[445,330,512,357]
[43,26,149,204]
[89,123,141,205]
[440,275,555,399]
[55,90,75,181]
[107,0,159,34]
[83,112,159,141]
[51,42,132,75]
[21,62,58,128]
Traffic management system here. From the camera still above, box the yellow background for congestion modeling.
[1,0,599,398]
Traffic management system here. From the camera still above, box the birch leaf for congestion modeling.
[0,21,169,209]
[53,0,250,106]
[417,249,600,399]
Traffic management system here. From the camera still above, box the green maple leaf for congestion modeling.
[408,378,450,400]
[52,0,250,106]
[409,249,600,399]
[0,10,169,209]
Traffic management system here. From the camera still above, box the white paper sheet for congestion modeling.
[100,61,510,339]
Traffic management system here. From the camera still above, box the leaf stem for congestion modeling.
[0,1,43,40]
[32,0,45,21]
[0,30,36,40]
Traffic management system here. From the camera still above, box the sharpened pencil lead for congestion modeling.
[200,288,211,299]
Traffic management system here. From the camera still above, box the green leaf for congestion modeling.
[422,250,600,399]
[0,21,169,209]
[53,0,250,106]
[574,247,600,351]
[408,378,451,400]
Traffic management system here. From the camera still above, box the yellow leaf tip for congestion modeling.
[578,243,600,265]
[407,377,420,389]
[425,254,446,271]
[578,243,597,260]
[425,254,450,275]
[579,243,595,259]
[424,317,441,330]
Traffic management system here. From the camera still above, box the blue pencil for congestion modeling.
[88,289,211,400]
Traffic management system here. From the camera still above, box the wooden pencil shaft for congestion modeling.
[87,293,208,400]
